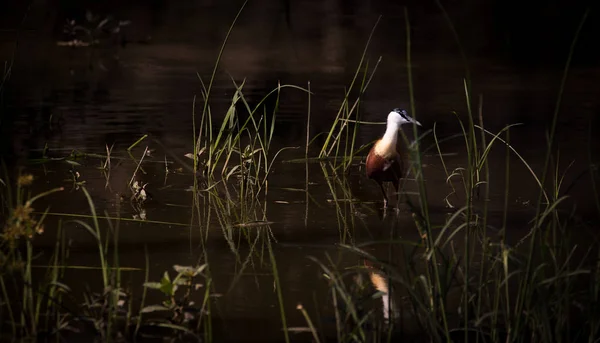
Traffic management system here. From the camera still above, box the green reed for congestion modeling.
[189,0,306,202]
[514,10,590,341]
[318,16,382,170]
[190,179,215,342]
[267,230,290,343]
[193,0,248,169]
[309,254,366,342]
[0,167,63,337]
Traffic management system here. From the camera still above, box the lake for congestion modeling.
[1,1,599,342]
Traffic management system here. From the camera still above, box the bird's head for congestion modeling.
[387,108,421,128]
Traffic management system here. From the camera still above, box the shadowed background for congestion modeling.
[0,0,599,341]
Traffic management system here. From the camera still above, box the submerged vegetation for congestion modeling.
[1,3,599,343]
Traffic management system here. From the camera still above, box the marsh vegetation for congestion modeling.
[1,2,599,343]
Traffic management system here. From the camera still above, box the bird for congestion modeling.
[365,108,421,208]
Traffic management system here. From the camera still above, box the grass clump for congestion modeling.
[0,167,63,338]
[140,264,212,341]
[318,16,383,171]
[0,166,215,341]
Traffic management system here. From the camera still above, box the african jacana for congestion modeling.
[365,108,421,208]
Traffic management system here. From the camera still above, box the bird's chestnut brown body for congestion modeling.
[365,140,405,186]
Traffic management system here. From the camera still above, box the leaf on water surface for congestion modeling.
[140,305,171,313]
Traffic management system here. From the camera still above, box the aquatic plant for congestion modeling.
[0,168,63,337]
[139,264,209,340]
[59,10,130,48]
[318,17,383,172]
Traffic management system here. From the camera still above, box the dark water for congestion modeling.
[1,1,600,341]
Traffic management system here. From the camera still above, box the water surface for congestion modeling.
[1,1,599,341]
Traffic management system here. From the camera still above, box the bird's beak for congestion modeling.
[414,120,422,127]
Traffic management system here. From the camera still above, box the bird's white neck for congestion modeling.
[373,122,400,157]
[381,122,400,146]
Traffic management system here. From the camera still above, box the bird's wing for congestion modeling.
[382,158,394,171]
[382,154,401,172]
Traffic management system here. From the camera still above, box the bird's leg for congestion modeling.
[392,179,400,211]
[378,181,389,208]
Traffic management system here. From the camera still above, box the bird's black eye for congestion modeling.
[393,108,409,120]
